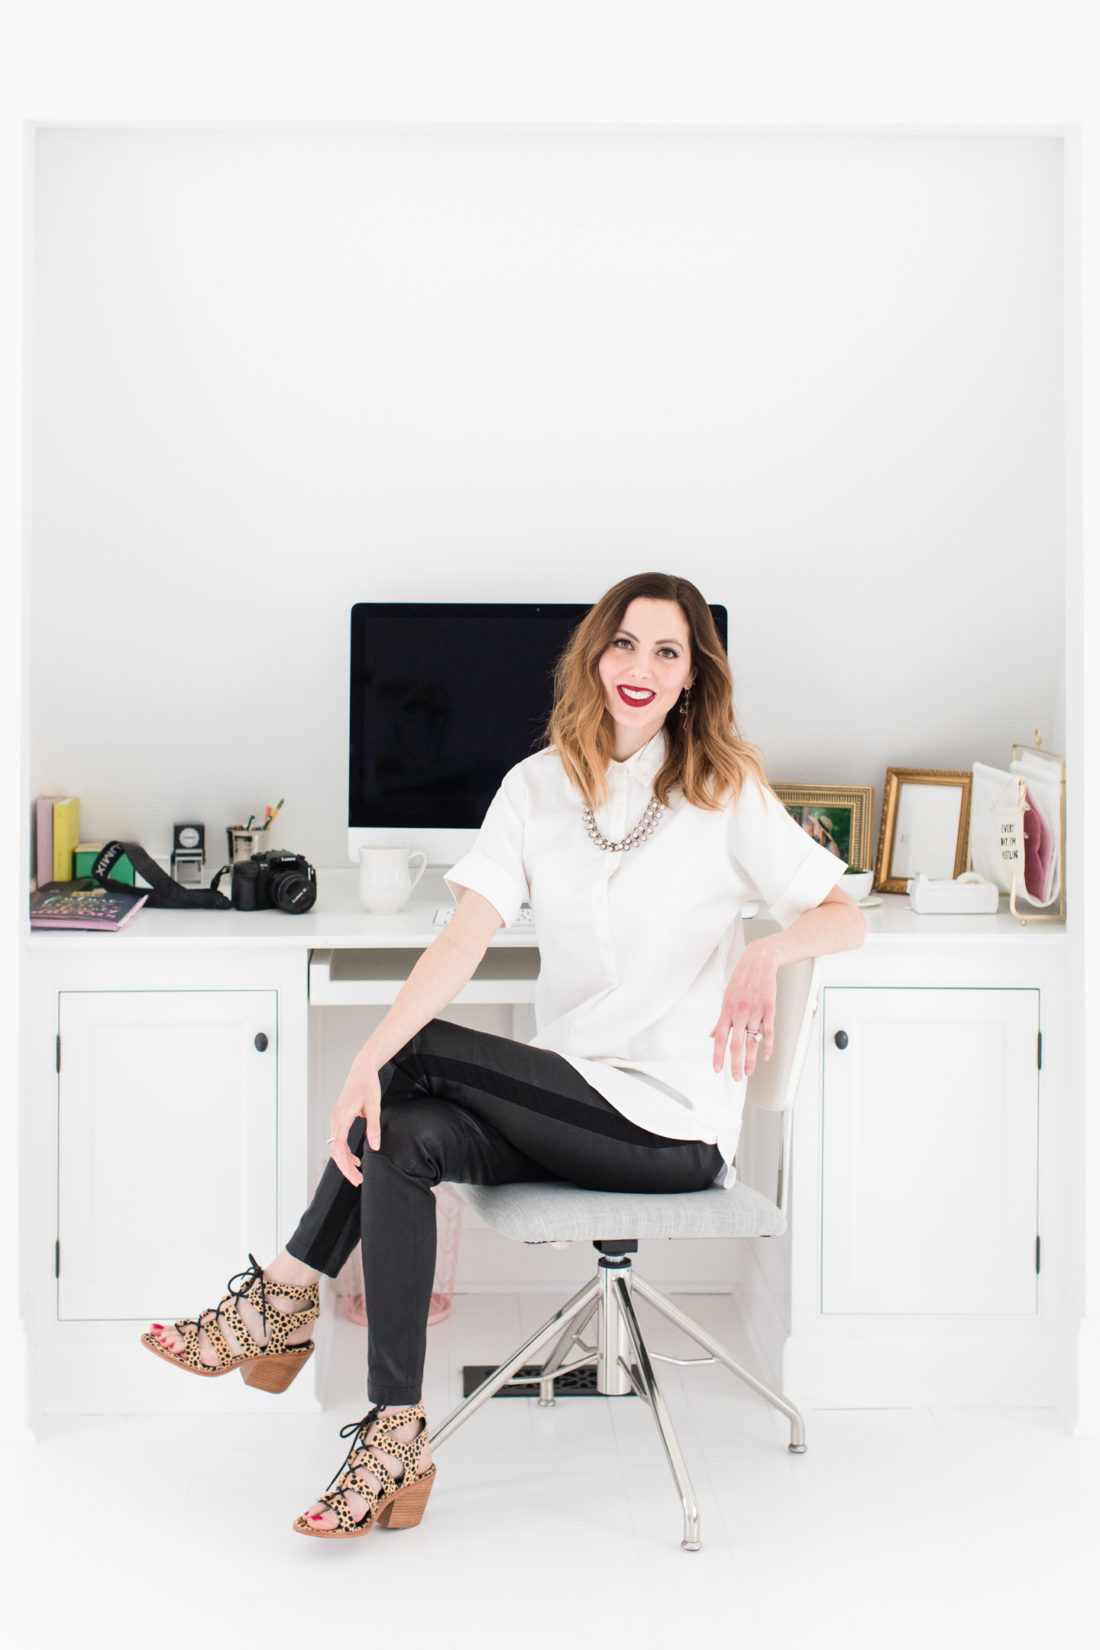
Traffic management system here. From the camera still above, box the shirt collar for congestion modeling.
[608,727,668,785]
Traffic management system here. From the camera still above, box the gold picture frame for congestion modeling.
[772,784,875,873]
[874,766,972,894]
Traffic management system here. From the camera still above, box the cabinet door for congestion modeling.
[57,991,278,1321]
[821,987,1039,1316]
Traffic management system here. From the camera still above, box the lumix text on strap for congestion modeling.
[92,841,232,910]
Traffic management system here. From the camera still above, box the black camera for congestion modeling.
[231,850,317,914]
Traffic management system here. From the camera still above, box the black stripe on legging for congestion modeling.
[420,1052,692,1148]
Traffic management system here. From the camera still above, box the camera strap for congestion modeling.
[91,841,233,910]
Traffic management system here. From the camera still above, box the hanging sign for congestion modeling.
[993,804,1025,870]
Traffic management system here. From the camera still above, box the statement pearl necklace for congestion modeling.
[582,795,666,853]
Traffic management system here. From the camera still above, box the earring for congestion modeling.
[679,686,691,721]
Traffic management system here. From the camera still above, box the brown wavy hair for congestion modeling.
[545,572,771,812]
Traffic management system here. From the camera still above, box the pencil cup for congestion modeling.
[358,845,428,913]
[228,826,266,864]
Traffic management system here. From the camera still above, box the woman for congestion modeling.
[808,812,844,858]
[143,571,866,1540]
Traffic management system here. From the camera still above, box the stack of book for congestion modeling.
[35,799,137,886]
[32,797,147,932]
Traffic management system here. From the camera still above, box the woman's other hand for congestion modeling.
[709,943,778,1079]
[328,1057,383,1186]
[322,888,504,1187]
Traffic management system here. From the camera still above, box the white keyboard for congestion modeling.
[433,905,534,929]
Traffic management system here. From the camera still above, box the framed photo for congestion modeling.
[772,784,875,873]
[874,767,972,894]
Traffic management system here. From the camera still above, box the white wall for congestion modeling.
[5,0,1098,1440]
[30,128,1063,869]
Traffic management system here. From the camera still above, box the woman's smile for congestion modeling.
[598,596,694,759]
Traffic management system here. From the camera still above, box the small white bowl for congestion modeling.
[840,869,874,901]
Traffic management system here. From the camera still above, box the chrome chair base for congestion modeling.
[430,1250,807,1550]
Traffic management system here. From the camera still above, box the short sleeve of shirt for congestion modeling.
[728,776,848,928]
[443,764,530,928]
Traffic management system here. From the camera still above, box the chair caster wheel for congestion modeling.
[789,1442,807,1454]
[682,1540,702,1551]
[537,1397,556,1408]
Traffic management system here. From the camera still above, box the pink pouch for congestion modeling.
[1022,782,1053,901]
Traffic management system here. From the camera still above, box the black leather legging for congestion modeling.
[285,1018,722,1405]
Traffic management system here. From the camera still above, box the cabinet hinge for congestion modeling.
[56,1035,61,1073]
[55,1240,60,1279]
[1036,1235,1041,1275]
[1037,1030,1042,1071]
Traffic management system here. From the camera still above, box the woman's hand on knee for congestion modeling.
[329,1061,383,1186]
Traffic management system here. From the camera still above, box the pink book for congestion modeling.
[35,796,60,888]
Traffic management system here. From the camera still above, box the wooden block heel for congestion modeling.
[294,1402,436,1539]
[143,1254,320,1386]
[377,1466,435,1529]
[241,1344,313,1393]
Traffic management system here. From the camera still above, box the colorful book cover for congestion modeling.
[73,843,136,886]
[52,798,80,883]
[30,879,148,932]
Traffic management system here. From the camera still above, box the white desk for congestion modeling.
[22,870,1070,1418]
[26,866,1071,953]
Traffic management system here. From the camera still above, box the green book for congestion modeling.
[73,843,135,886]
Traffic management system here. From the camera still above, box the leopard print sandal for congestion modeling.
[140,1253,320,1393]
[293,1403,437,1539]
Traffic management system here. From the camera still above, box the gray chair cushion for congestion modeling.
[454,1180,786,1243]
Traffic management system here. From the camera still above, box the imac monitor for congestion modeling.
[348,601,728,865]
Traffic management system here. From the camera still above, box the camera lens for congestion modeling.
[269,867,317,913]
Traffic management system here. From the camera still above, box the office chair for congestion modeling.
[430,954,822,1550]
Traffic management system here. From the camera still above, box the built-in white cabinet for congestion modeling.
[57,990,279,1321]
[23,938,311,1416]
[20,880,1070,1418]
[754,924,1068,1411]
[819,987,1040,1317]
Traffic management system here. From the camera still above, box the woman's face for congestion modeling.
[598,597,694,755]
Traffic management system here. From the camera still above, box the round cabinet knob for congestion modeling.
[254,1033,270,1053]
[833,1030,849,1050]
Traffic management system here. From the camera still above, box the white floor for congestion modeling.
[6,1289,1099,1650]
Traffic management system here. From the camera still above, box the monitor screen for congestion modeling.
[348,600,728,856]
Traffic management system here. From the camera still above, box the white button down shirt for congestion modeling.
[444,729,846,1186]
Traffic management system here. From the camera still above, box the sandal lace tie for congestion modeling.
[176,1251,269,1341]
[326,1408,382,1494]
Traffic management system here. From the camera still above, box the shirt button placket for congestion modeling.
[593,766,627,981]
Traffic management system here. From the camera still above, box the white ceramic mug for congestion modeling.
[840,869,874,902]
[357,845,428,914]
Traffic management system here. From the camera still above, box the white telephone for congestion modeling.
[907,872,1000,914]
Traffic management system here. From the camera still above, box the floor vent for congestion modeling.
[462,1361,631,1398]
